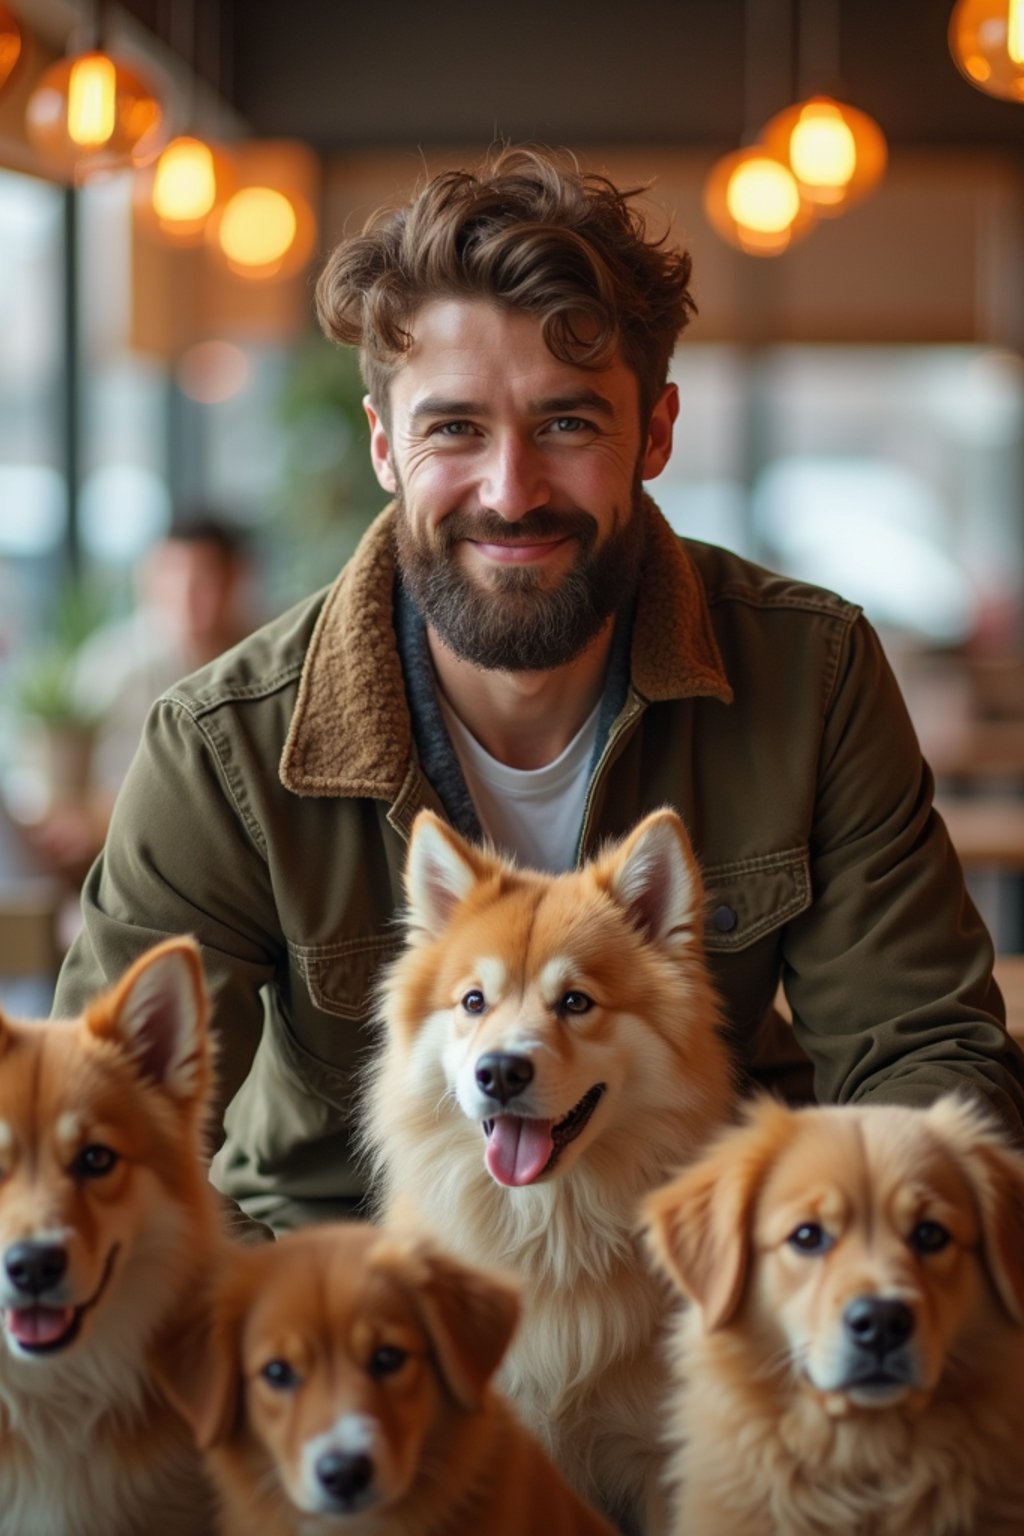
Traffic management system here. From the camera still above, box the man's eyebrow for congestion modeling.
[408,396,485,422]
[408,390,617,421]
[530,391,617,417]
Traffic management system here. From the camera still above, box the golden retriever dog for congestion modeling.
[644,1094,1024,1536]
[0,936,220,1536]
[362,807,733,1534]
[160,1221,618,1536]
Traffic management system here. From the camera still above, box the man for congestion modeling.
[53,147,1024,1233]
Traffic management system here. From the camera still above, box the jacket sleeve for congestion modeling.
[52,694,281,1141]
[783,615,1024,1140]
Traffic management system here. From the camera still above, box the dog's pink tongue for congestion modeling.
[485,1116,554,1186]
[5,1305,74,1347]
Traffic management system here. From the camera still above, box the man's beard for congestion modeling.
[392,482,646,672]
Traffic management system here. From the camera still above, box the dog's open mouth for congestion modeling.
[482,1084,605,1187]
[3,1245,120,1355]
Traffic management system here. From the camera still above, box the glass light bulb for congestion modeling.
[725,158,800,234]
[219,187,297,268]
[67,53,116,147]
[152,138,217,224]
[0,2,22,92]
[950,0,1024,99]
[1009,0,1024,62]
[790,103,857,195]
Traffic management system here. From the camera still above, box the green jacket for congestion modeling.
[54,502,1024,1230]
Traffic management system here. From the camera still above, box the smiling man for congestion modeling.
[53,146,1024,1236]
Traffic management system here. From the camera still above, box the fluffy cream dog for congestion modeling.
[363,808,733,1534]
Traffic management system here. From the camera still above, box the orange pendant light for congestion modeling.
[949,0,1024,100]
[0,2,22,93]
[25,46,165,181]
[761,94,887,215]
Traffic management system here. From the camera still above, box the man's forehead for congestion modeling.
[390,296,637,412]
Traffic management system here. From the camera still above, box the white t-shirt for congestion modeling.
[437,693,601,874]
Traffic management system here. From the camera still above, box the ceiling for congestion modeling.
[110,0,1024,158]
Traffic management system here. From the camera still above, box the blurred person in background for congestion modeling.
[28,511,255,882]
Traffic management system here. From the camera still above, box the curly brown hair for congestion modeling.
[314,145,697,428]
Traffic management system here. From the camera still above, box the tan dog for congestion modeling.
[0,937,219,1536]
[160,1221,618,1536]
[362,807,733,1533]
[644,1095,1024,1536]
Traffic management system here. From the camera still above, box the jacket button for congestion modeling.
[711,904,738,933]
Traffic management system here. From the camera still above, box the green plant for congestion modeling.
[264,335,384,608]
[15,574,115,726]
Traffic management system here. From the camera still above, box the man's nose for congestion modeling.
[479,436,551,520]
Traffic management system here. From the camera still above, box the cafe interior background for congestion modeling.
[3,0,1024,1012]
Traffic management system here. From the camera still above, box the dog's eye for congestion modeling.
[368,1345,408,1378]
[260,1359,299,1390]
[909,1220,951,1255]
[787,1222,833,1255]
[71,1144,119,1179]
[558,991,594,1016]
[461,990,486,1014]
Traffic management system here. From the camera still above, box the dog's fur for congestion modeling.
[160,1221,618,1536]
[645,1094,1024,1536]
[362,808,733,1532]
[0,937,220,1536]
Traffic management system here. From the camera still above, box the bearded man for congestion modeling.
[53,147,1024,1234]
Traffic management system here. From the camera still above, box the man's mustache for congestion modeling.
[434,508,598,549]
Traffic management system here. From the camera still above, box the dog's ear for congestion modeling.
[84,937,209,1101]
[384,1238,521,1411]
[153,1259,247,1451]
[644,1102,787,1331]
[404,811,494,940]
[926,1096,1024,1324]
[603,809,701,952]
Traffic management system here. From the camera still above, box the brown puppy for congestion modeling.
[644,1095,1024,1536]
[0,937,220,1536]
[162,1222,619,1536]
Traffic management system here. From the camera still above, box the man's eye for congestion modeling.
[435,420,477,437]
[550,416,591,433]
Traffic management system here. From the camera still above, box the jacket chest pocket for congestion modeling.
[702,846,811,954]
[291,933,404,1021]
[283,933,404,1086]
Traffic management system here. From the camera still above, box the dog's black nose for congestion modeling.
[474,1052,534,1105]
[316,1451,374,1504]
[4,1242,68,1297]
[843,1296,914,1357]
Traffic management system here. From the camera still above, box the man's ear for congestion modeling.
[641,382,678,482]
[364,394,398,493]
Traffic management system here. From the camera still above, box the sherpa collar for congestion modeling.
[278,496,732,799]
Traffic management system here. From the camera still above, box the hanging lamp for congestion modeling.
[704,0,816,256]
[0,2,22,94]
[949,0,1024,101]
[136,0,235,245]
[206,139,318,282]
[762,95,887,214]
[24,3,166,182]
[762,1,886,215]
